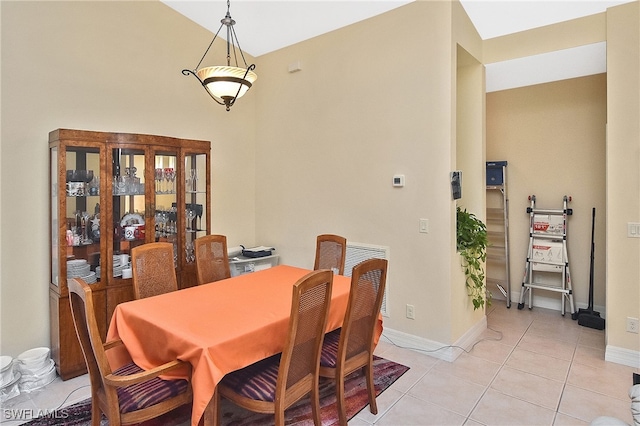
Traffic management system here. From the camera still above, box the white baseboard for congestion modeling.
[508,289,606,318]
[605,345,640,368]
[509,291,639,369]
[382,317,487,363]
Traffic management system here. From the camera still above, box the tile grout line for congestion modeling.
[464,311,535,425]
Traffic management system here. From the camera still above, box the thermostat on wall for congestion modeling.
[393,175,405,187]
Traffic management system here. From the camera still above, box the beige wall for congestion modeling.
[451,0,487,340]
[0,1,258,356]
[486,74,607,311]
[253,1,481,345]
[606,1,640,364]
[484,13,607,64]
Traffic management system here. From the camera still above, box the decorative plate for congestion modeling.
[120,213,145,227]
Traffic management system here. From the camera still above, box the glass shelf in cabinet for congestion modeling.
[113,191,146,197]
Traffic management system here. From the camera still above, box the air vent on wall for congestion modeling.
[344,242,390,317]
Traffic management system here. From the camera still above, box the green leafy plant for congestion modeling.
[456,206,490,310]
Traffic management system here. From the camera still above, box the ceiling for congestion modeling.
[164,0,635,91]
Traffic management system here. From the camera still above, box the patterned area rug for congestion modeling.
[25,356,408,425]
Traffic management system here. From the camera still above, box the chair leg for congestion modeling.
[204,388,221,426]
[311,379,322,425]
[336,373,347,426]
[274,406,285,426]
[365,362,377,415]
[91,400,101,426]
[273,395,288,426]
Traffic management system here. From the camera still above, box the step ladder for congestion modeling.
[517,195,577,318]
[486,161,511,307]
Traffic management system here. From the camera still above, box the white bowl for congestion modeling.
[0,372,20,402]
[20,359,54,378]
[19,367,56,392]
[0,356,12,372]
[17,347,50,368]
[0,359,14,387]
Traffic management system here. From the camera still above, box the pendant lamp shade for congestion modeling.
[182,0,256,112]
[196,66,257,105]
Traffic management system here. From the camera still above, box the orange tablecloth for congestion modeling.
[106,265,382,426]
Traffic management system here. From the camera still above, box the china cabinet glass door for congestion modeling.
[111,147,146,279]
[51,147,59,286]
[184,152,209,265]
[154,151,179,267]
[64,145,102,285]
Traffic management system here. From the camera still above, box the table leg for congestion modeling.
[203,388,221,426]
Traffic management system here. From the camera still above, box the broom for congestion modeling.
[577,207,605,330]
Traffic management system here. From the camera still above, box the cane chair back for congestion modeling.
[319,258,388,425]
[212,270,334,426]
[314,234,346,275]
[68,278,192,426]
[194,234,231,285]
[131,242,177,299]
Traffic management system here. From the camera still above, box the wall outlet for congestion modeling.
[406,304,415,320]
[628,223,640,238]
[626,317,639,334]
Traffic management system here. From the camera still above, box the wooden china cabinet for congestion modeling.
[49,128,210,379]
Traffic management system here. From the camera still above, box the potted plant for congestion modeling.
[456,206,490,310]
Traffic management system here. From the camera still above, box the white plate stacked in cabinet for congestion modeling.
[15,347,56,392]
[67,259,97,284]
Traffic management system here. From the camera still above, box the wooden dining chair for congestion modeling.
[314,234,346,275]
[131,242,177,299]
[194,234,231,285]
[210,270,334,426]
[68,277,192,426]
[319,258,388,426]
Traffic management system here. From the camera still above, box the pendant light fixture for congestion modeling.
[182,0,257,111]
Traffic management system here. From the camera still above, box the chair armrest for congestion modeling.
[104,359,190,388]
[103,339,124,351]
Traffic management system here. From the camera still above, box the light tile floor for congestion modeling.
[2,302,638,425]
[358,302,639,426]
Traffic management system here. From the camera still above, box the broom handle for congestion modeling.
[588,207,595,309]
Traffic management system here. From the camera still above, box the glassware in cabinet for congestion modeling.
[154,152,179,267]
[184,152,209,265]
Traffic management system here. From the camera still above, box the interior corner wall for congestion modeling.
[454,44,487,338]
[605,1,640,365]
[0,1,258,357]
[450,0,487,341]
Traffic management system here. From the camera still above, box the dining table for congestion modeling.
[106,264,383,426]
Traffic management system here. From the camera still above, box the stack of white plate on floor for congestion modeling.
[16,347,56,393]
[0,355,20,402]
